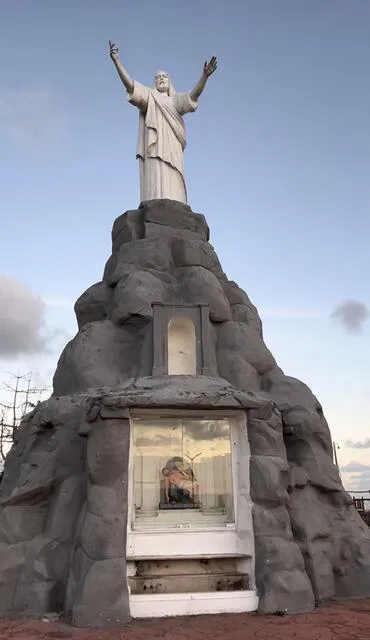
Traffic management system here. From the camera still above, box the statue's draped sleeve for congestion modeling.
[173,92,198,116]
[127,81,151,161]
[127,80,150,112]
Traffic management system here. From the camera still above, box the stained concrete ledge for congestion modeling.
[84,375,273,420]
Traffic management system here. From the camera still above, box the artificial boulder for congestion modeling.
[0,199,369,625]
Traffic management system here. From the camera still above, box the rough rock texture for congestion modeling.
[1,199,369,625]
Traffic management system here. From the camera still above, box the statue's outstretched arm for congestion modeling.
[190,56,217,102]
[109,41,134,93]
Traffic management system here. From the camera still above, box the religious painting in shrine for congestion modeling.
[160,456,201,509]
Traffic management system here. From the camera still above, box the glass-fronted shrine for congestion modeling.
[132,416,234,530]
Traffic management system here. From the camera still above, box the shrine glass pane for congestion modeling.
[132,417,234,530]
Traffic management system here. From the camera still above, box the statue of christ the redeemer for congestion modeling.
[109,41,217,204]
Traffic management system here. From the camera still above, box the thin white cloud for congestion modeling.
[331,300,369,335]
[0,276,47,357]
[343,474,370,492]
[0,86,67,146]
[341,461,370,473]
[341,461,370,492]
[345,439,370,450]
[0,276,71,360]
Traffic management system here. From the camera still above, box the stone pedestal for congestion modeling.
[0,200,370,625]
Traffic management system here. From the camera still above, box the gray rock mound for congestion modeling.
[0,199,369,625]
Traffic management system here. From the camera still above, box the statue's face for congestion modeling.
[155,71,169,93]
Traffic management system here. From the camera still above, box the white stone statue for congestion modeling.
[109,41,217,204]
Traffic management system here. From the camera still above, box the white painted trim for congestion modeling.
[234,412,256,590]
[230,418,239,524]
[130,590,258,618]
[127,528,254,559]
[127,412,135,534]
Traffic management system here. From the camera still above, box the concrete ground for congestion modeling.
[0,599,370,640]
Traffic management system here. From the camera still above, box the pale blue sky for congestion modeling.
[1,0,369,488]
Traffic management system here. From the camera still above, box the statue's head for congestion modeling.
[154,70,174,95]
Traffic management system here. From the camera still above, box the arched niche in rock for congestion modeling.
[151,303,214,376]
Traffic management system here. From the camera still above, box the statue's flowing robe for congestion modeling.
[128,81,198,203]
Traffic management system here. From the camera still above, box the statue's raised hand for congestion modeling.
[203,56,217,77]
[109,41,133,92]
[109,40,119,61]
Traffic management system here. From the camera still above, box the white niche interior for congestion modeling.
[167,316,197,375]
